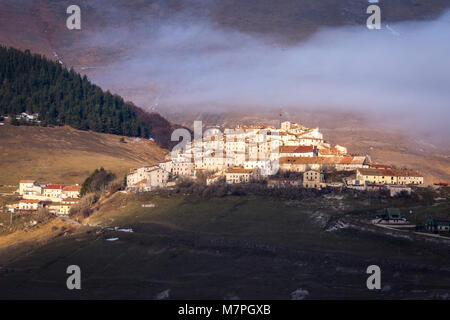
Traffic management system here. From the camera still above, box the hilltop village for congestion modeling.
[127,121,424,196]
[3,121,428,217]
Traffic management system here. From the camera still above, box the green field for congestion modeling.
[0,190,449,299]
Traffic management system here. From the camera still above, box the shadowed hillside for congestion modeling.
[0,192,449,299]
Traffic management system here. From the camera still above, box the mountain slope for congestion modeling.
[0,123,167,185]
[0,46,150,137]
[0,45,184,148]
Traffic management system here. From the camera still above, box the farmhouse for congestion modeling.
[303,170,325,189]
[18,180,42,196]
[226,168,259,184]
[43,184,67,198]
[356,168,424,185]
[377,208,408,224]
[62,185,81,199]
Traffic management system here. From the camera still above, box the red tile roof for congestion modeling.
[226,168,254,174]
[279,145,315,154]
[280,156,365,165]
[63,185,81,192]
[358,168,422,177]
[44,184,66,190]
[19,199,42,204]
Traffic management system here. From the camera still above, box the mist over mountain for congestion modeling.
[90,10,450,147]
[1,0,449,146]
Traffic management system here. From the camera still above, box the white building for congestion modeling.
[43,184,67,198]
[225,168,259,184]
[127,165,169,192]
[18,180,42,196]
[18,199,43,212]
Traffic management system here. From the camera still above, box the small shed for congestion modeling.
[425,217,450,233]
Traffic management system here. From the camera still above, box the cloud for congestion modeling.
[89,10,450,140]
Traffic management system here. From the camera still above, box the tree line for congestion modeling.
[0,46,149,137]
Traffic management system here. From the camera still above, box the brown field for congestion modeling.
[0,124,168,186]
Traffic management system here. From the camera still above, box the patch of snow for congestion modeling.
[291,288,309,300]
[106,237,119,241]
[326,220,349,232]
[311,212,328,228]
[117,228,134,233]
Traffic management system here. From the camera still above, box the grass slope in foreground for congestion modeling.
[0,192,449,299]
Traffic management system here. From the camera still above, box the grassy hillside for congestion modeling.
[0,191,449,299]
[0,123,167,185]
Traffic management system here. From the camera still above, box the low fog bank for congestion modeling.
[90,11,450,146]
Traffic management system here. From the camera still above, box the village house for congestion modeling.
[62,185,81,199]
[171,161,195,177]
[225,168,259,184]
[17,112,40,122]
[60,198,79,215]
[18,180,42,196]
[303,170,325,189]
[43,184,67,198]
[127,165,169,192]
[18,199,43,212]
[356,168,424,186]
